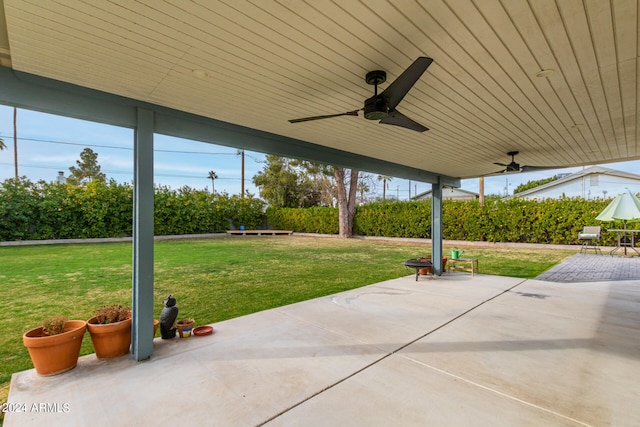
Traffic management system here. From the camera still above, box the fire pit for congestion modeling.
[403,258,433,281]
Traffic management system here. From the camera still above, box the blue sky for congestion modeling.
[1,105,638,199]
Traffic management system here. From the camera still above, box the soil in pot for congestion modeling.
[87,316,132,358]
[22,320,87,376]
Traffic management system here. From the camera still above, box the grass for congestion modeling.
[0,235,576,419]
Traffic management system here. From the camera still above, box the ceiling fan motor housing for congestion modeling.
[364,95,389,120]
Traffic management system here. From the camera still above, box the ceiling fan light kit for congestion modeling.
[289,57,433,132]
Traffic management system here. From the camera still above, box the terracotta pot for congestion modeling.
[22,320,87,376]
[418,256,448,275]
[176,319,195,338]
[418,266,432,275]
[87,316,132,358]
[153,319,159,338]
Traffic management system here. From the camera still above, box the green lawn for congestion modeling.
[0,236,576,414]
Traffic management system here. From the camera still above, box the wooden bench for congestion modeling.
[226,230,293,236]
[447,258,479,275]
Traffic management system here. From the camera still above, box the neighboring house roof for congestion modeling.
[512,166,640,199]
[414,186,479,200]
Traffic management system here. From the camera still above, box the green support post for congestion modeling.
[132,108,154,360]
[431,178,443,276]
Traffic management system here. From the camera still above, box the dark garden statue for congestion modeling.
[160,295,178,339]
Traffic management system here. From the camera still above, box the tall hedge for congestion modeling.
[266,198,638,246]
[2,176,637,246]
[0,177,264,241]
[265,206,338,233]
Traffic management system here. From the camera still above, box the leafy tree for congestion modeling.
[291,160,336,206]
[67,148,106,185]
[252,155,320,208]
[334,167,359,237]
[294,160,360,237]
[252,155,360,236]
[291,159,361,236]
[513,175,559,194]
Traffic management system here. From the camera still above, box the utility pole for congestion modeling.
[241,150,245,198]
[479,176,485,206]
[13,107,18,178]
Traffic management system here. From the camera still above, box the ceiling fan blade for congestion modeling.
[289,110,359,123]
[380,57,433,110]
[493,162,508,167]
[379,109,428,132]
[484,169,510,176]
[520,165,558,172]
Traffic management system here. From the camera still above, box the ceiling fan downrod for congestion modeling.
[364,70,388,121]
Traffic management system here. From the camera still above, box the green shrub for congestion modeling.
[0,178,264,241]
[0,177,40,240]
[354,201,431,237]
[3,175,636,245]
[266,197,639,245]
[266,206,338,233]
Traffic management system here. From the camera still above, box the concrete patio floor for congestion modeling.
[6,270,640,426]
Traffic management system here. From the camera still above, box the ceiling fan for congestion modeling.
[289,57,433,132]
[493,151,556,174]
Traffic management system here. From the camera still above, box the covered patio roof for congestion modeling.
[1,0,639,180]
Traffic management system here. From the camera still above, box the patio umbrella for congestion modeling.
[596,189,640,256]
[596,188,640,226]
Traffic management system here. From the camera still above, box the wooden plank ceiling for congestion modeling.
[1,0,639,179]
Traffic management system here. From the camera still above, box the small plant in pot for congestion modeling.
[176,318,195,338]
[22,316,87,376]
[87,304,132,359]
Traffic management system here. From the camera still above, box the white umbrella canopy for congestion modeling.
[596,189,640,224]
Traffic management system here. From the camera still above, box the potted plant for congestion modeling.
[22,316,87,376]
[87,304,132,358]
[176,318,195,338]
[418,255,448,275]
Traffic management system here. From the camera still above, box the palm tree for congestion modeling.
[377,175,392,200]
[357,180,370,204]
[207,170,218,193]
[0,137,5,150]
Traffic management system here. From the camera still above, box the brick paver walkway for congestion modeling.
[536,253,640,282]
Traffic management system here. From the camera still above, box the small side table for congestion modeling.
[607,229,640,256]
[447,258,479,275]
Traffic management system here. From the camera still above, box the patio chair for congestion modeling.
[578,226,602,254]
